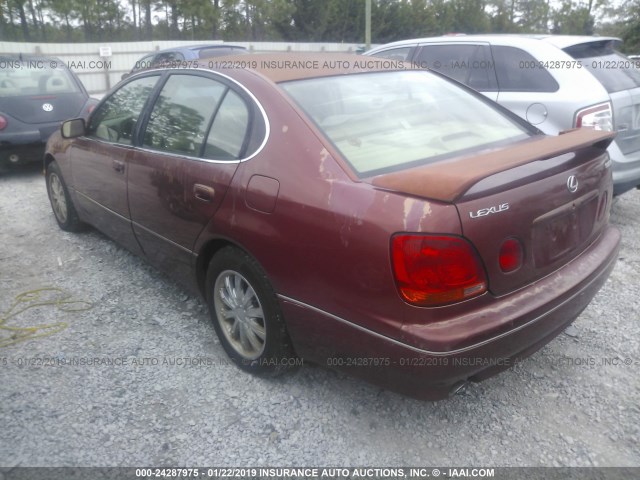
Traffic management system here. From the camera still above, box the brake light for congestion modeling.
[391,234,487,307]
[499,238,523,273]
[575,102,613,131]
[0,115,7,130]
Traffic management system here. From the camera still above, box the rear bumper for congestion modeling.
[281,225,620,400]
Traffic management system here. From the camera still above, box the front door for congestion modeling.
[70,74,161,255]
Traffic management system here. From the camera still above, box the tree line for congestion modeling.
[1,0,639,53]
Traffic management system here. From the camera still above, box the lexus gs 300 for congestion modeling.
[44,54,620,399]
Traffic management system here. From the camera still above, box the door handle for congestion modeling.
[193,184,215,203]
[112,160,125,173]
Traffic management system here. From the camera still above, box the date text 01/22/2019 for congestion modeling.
[134,467,496,478]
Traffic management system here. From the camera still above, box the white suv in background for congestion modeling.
[366,35,640,195]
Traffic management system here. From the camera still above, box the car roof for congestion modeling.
[368,34,622,51]
[204,52,411,83]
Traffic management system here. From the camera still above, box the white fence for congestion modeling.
[0,40,365,95]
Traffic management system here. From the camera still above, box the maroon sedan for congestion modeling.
[44,53,620,400]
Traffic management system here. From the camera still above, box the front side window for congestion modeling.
[281,71,532,176]
[88,75,159,144]
[492,46,559,93]
[415,44,497,91]
[143,74,227,156]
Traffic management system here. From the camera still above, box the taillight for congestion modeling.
[498,238,523,273]
[575,102,613,131]
[391,234,487,307]
[0,115,7,130]
[88,104,96,114]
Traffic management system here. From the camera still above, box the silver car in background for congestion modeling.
[366,35,640,195]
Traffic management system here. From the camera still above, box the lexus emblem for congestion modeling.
[567,175,579,193]
[42,103,53,112]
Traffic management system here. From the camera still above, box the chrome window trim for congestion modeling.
[191,68,271,163]
[134,146,242,164]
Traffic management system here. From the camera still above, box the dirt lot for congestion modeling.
[1,164,639,468]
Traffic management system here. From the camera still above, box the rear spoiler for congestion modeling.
[371,129,616,203]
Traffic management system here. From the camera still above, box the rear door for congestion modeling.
[127,72,255,287]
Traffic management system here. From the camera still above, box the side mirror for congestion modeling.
[61,118,86,139]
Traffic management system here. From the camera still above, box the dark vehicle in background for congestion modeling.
[121,44,248,80]
[367,35,640,195]
[45,53,619,400]
[0,55,97,169]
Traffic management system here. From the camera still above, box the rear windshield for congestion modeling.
[564,42,640,93]
[280,70,532,176]
[0,60,80,97]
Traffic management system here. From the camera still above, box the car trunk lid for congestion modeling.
[370,128,616,296]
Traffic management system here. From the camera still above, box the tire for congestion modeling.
[206,246,297,376]
[46,161,84,232]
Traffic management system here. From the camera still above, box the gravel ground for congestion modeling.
[0,164,639,468]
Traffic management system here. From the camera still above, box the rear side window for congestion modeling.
[143,74,227,156]
[415,44,497,91]
[369,47,412,61]
[564,42,640,93]
[204,90,250,160]
[492,46,559,93]
[88,75,159,144]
